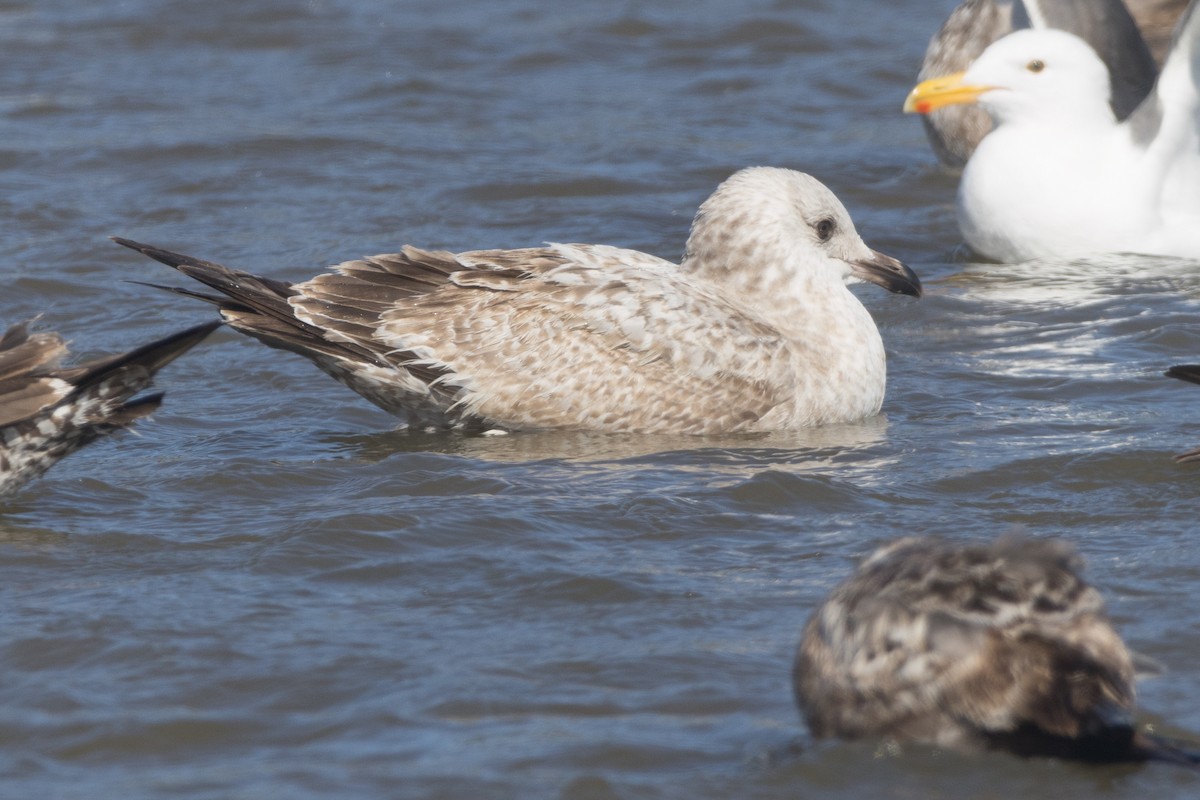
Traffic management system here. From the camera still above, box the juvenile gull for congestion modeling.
[0,319,219,500]
[905,3,1200,262]
[917,0,1185,167]
[794,535,1196,762]
[1166,363,1200,461]
[115,167,921,435]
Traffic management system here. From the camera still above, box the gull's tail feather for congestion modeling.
[113,236,392,369]
[1166,364,1200,461]
[1133,730,1200,767]
[0,319,220,499]
[1166,364,1200,386]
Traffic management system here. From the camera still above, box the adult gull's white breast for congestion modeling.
[115,167,921,435]
[906,1,1200,262]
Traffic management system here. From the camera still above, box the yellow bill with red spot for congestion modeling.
[903,71,996,114]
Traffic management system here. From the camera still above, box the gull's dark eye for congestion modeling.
[815,218,835,242]
[1026,59,1045,73]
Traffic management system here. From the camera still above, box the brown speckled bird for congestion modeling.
[0,319,219,500]
[794,536,1197,763]
[115,168,920,435]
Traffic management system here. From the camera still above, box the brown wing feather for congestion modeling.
[0,322,74,426]
[69,320,222,389]
[301,245,791,432]
[0,320,219,497]
[117,238,793,432]
[113,237,400,371]
[288,247,557,414]
[115,238,468,415]
[0,321,68,383]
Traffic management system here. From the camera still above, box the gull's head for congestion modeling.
[682,167,921,299]
[904,29,1114,126]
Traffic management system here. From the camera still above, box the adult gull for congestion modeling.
[917,0,1186,167]
[115,167,921,435]
[0,320,219,500]
[905,2,1200,262]
[794,535,1197,762]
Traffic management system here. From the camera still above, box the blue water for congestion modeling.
[3,1,1200,797]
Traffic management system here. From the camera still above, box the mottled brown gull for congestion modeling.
[794,536,1199,763]
[0,319,219,500]
[114,167,921,435]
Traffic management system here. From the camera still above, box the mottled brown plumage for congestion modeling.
[0,319,219,500]
[116,168,920,434]
[793,536,1178,762]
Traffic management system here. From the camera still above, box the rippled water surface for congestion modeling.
[4,1,1200,797]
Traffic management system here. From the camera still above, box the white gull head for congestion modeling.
[683,167,919,305]
[673,167,920,430]
[963,29,1117,128]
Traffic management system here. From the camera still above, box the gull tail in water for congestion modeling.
[0,319,220,500]
[1166,364,1200,461]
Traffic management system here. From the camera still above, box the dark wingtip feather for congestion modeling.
[1132,730,1200,768]
[1166,365,1200,386]
[111,236,198,270]
[118,319,222,370]
[125,279,230,307]
[75,320,222,390]
[114,237,298,299]
[106,391,167,425]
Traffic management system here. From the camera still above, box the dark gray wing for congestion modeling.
[1126,0,1199,148]
[1129,0,1192,62]
[918,0,1015,167]
[1017,0,1158,118]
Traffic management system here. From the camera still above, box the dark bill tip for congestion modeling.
[851,250,923,298]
